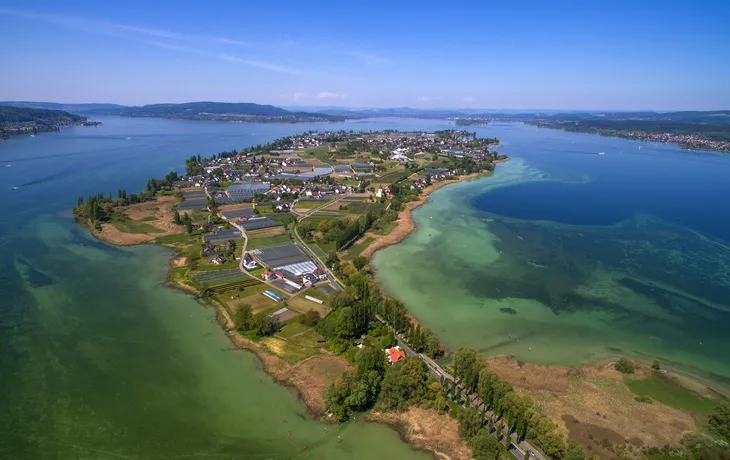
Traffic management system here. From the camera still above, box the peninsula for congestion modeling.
[72,130,730,460]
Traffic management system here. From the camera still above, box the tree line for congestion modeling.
[451,347,578,460]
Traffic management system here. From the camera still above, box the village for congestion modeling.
[166,128,503,334]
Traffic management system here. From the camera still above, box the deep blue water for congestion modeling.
[473,125,730,242]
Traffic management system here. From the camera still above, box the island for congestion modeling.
[0,105,101,139]
[72,130,730,460]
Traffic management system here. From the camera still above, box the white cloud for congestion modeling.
[317,92,345,99]
[0,7,296,74]
[417,96,430,102]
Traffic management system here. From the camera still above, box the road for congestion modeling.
[375,315,546,460]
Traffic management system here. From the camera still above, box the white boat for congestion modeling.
[13,186,19,190]
[598,152,606,155]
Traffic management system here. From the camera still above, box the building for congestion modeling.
[243,253,257,270]
[386,346,406,364]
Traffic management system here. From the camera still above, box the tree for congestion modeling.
[173,209,182,225]
[454,347,482,391]
[234,304,254,331]
[299,309,321,327]
[378,357,428,411]
[615,358,635,374]
[563,440,587,460]
[709,401,730,442]
[353,255,368,271]
[355,346,386,380]
[253,315,280,337]
[652,359,661,370]
[470,430,504,460]
[182,212,193,234]
[457,407,484,439]
[325,251,339,267]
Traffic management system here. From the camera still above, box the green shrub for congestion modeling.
[615,358,636,374]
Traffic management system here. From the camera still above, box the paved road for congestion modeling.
[375,315,546,460]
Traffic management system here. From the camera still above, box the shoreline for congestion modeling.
[360,168,500,260]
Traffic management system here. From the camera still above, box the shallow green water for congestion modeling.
[374,150,730,390]
[0,117,442,459]
[2,216,428,459]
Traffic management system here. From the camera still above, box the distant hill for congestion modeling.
[0,105,85,124]
[0,101,126,113]
[0,105,92,138]
[92,101,289,117]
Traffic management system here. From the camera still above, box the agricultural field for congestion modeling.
[246,227,291,250]
[209,278,261,294]
[294,199,328,210]
[341,201,386,214]
[373,170,412,185]
[195,269,247,287]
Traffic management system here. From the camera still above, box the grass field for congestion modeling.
[624,375,719,418]
[294,200,327,211]
[373,170,412,185]
[254,204,274,214]
[309,244,328,260]
[373,220,398,235]
[343,201,386,214]
[288,293,329,317]
[347,237,374,258]
[277,321,309,339]
[261,328,324,364]
[246,233,292,250]
[306,145,331,162]
[110,215,165,234]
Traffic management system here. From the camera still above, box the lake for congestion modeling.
[0,116,440,459]
[374,123,730,390]
[2,116,728,458]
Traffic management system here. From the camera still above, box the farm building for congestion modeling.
[202,228,242,242]
[252,244,317,276]
[225,181,270,202]
[269,307,298,322]
[241,217,282,231]
[220,208,255,220]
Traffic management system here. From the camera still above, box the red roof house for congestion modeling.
[387,347,406,364]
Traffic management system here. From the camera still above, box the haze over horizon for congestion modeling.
[1,0,729,111]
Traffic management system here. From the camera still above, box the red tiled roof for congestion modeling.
[388,347,406,363]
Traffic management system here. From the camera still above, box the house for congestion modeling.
[243,253,257,270]
[302,273,317,286]
[262,270,277,281]
[386,346,406,364]
[312,268,327,280]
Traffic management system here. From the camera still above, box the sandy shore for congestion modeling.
[360,171,490,260]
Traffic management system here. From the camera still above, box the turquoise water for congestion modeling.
[0,117,438,459]
[374,124,730,389]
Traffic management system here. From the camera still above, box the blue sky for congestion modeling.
[1,0,728,110]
